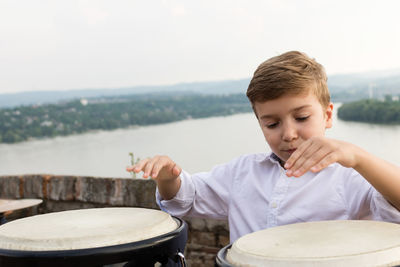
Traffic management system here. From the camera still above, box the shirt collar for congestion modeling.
[266,151,337,172]
[266,152,283,165]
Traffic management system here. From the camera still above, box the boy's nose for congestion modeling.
[281,123,298,141]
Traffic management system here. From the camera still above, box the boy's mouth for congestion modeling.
[283,148,297,154]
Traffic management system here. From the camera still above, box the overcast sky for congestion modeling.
[1,0,400,94]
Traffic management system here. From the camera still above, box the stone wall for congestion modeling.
[0,175,229,266]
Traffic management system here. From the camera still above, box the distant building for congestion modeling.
[368,83,375,99]
[40,120,53,127]
[80,98,88,106]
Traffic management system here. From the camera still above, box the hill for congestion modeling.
[328,69,400,102]
[1,69,400,108]
[0,93,252,143]
[0,79,250,108]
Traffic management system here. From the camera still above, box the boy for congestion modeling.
[127,51,400,242]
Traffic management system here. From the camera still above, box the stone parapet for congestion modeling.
[0,175,229,266]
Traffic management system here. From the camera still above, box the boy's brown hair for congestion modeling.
[246,51,330,109]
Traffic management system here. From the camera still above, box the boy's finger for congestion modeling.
[143,158,158,178]
[172,164,182,177]
[293,150,327,176]
[126,159,147,172]
[284,140,311,169]
[285,140,313,171]
[132,158,150,172]
[151,159,168,179]
[287,141,324,176]
[152,159,181,179]
[310,152,337,173]
[290,145,331,177]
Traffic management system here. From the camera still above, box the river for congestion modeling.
[1,106,399,178]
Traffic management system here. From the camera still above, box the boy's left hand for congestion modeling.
[284,137,359,177]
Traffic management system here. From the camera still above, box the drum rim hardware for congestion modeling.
[215,244,232,267]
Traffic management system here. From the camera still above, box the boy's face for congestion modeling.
[254,92,333,164]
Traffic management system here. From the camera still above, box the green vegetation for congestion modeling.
[128,152,141,178]
[0,93,252,144]
[337,97,400,124]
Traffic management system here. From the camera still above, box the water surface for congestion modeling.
[1,107,399,178]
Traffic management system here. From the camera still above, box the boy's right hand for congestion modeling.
[126,155,182,182]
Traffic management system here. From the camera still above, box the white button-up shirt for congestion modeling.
[156,153,400,242]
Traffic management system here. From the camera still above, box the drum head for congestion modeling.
[0,207,177,251]
[226,220,400,267]
[0,208,187,267]
[0,199,42,213]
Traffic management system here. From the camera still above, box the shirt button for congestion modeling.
[271,202,277,208]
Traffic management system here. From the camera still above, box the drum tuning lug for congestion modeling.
[176,251,186,267]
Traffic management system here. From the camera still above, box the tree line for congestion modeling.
[0,93,252,144]
[337,98,400,124]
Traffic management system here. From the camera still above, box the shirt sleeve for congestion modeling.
[155,161,234,220]
[341,168,400,222]
[156,169,196,217]
[370,189,400,223]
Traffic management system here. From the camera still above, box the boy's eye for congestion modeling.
[296,116,309,122]
[266,122,279,129]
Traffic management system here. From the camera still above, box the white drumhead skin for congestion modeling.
[227,220,400,267]
[0,208,178,251]
[0,199,43,213]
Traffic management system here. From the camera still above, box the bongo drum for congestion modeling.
[0,199,43,214]
[0,199,43,225]
[0,207,187,267]
[216,220,400,267]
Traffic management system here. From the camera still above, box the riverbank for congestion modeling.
[0,93,251,144]
[338,99,400,124]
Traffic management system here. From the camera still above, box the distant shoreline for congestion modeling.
[337,98,400,124]
[0,93,252,144]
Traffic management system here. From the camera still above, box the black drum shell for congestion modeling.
[0,216,187,267]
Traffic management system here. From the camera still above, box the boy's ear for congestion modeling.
[325,103,334,129]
